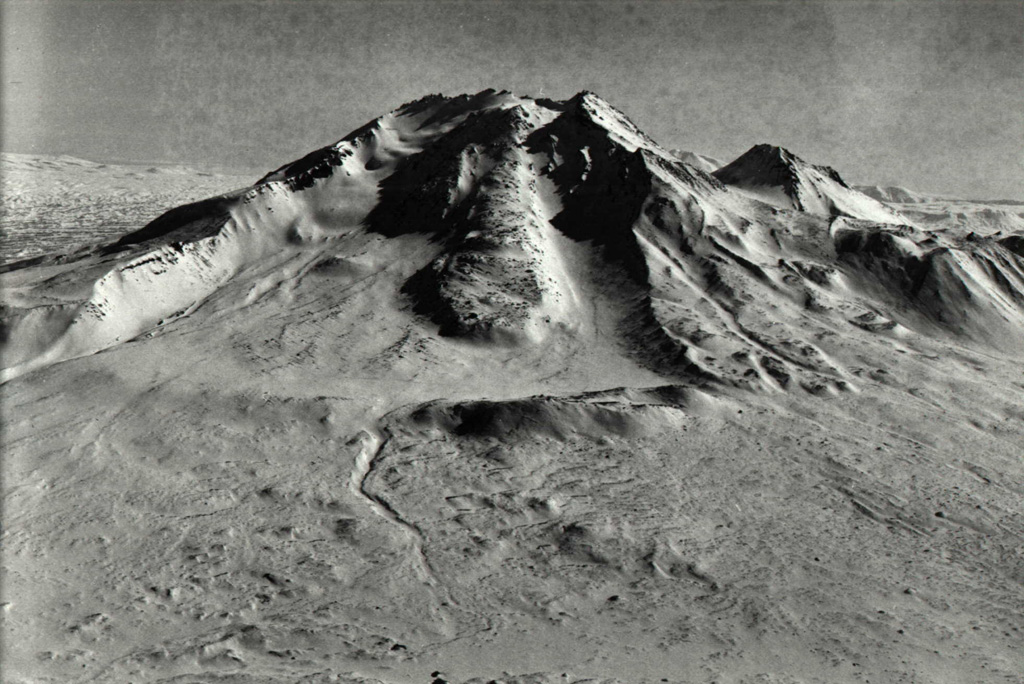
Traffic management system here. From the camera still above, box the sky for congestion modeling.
[2,0,1022,199]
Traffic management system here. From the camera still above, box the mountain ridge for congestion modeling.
[4,89,1024,384]
[712,143,905,223]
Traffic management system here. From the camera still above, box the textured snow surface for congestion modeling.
[0,154,254,264]
[3,90,1024,684]
[668,149,723,174]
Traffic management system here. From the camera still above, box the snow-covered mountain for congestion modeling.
[4,90,1024,684]
[713,144,904,223]
[5,91,1022,381]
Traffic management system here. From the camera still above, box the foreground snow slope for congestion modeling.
[2,90,1023,684]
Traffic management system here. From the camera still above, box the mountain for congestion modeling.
[0,153,255,265]
[3,90,1024,684]
[713,144,905,223]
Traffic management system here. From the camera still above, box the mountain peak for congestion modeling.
[719,144,847,187]
[714,143,900,222]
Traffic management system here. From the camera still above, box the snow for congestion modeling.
[669,149,723,174]
[3,89,1024,684]
[713,144,906,224]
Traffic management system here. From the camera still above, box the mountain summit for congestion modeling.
[713,143,905,223]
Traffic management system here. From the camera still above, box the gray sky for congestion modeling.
[3,0,1021,199]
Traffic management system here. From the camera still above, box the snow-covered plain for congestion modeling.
[0,154,255,265]
[3,91,1023,684]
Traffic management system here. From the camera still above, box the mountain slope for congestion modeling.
[3,90,1024,684]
